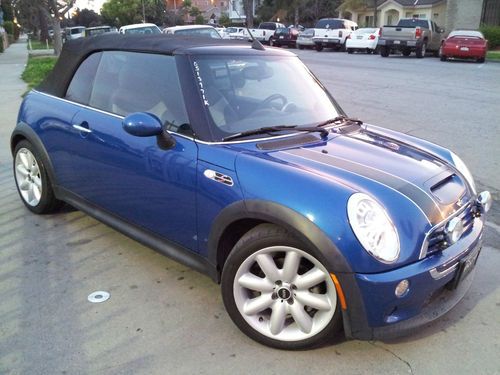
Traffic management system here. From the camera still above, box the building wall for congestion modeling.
[446,0,485,31]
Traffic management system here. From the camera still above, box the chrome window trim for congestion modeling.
[34,90,335,146]
[419,201,473,259]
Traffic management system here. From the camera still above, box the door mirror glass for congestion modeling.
[123,112,163,137]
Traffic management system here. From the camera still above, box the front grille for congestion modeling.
[424,203,475,257]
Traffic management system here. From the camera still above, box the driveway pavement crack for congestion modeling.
[369,342,414,374]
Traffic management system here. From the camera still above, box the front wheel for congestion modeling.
[221,224,341,350]
[380,46,389,57]
[316,44,323,52]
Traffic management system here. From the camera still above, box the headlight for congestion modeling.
[347,193,400,263]
[450,152,476,194]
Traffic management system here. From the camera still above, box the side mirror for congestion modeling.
[123,112,163,137]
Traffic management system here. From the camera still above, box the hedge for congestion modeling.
[480,25,500,49]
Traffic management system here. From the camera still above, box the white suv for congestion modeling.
[312,18,358,51]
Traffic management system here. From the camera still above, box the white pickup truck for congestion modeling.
[312,18,358,51]
[249,22,286,44]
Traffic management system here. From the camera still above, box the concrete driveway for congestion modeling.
[0,41,499,374]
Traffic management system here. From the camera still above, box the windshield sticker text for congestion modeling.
[193,61,209,106]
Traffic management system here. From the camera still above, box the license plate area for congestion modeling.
[447,245,481,290]
[394,40,400,44]
[460,47,469,51]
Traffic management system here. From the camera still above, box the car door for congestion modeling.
[60,51,199,251]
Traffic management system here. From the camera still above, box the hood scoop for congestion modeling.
[426,171,466,205]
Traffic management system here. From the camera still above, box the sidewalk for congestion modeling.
[0,37,28,164]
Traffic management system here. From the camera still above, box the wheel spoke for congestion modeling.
[243,293,274,315]
[282,250,301,282]
[19,152,30,169]
[269,301,287,335]
[255,254,280,282]
[31,163,39,175]
[294,291,331,311]
[33,176,42,188]
[33,185,42,202]
[19,179,30,191]
[26,184,35,204]
[294,267,326,289]
[26,151,35,167]
[238,273,274,292]
[290,301,313,334]
[16,164,29,177]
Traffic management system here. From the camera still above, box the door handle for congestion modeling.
[72,122,92,133]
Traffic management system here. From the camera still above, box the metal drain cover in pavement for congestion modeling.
[88,291,110,303]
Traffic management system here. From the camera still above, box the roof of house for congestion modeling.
[377,0,444,6]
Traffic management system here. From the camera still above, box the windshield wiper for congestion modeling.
[316,115,363,128]
[222,125,329,142]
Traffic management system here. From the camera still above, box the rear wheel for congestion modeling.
[221,224,341,350]
[316,44,323,52]
[298,44,304,50]
[380,46,389,57]
[402,48,411,57]
[416,42,426,58]
[347,48,354,54]
[13,140,62,214]
[477,57,485,63]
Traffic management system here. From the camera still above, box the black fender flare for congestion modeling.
[207,199,353,276]
[10,122,59,189]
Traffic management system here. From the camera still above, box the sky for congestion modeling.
[73,0,106,14]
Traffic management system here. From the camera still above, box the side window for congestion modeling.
[65,52,101,104]
[89,51,190,134]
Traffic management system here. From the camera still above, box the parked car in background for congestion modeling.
[119,23,161,34]
[249,22,286,44]
[296,28,315,49]
[85,26,113,37]
[312,18,358,52]
[64,26,85,41]
[12,34,492,350]
[270,27,300,48]
[226,27,250,40]
[346,27,380,54]
[163,25,221,39]
[378,18,444,58]
[440,30,487,63]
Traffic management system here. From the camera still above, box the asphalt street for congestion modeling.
[0,40,499,375]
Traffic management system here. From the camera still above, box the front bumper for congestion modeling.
[339,216,484,340]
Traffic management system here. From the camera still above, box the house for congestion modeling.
[338,0,497,31]
[165,0,230,22]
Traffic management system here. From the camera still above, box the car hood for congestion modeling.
[264,128,471,225]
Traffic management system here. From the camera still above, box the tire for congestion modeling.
[477,57,485,63]
[221,224,342,350]
[416,42,426,58]
[347,48,354,54]
[340,41,347,52]
[13,140,63,214]
[298,44,304,50]
[380,46,389,57]
[316,44,323,52]
[402,48,411,57]
[440,55,447,62]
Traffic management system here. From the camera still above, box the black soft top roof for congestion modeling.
[38,34,293,98]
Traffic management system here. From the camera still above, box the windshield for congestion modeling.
[125,26,160,34]
[192,55,341,142]
[397,19,429,29]
[174,28,221,39]
[315,19,344,29]
[356,28,377,34]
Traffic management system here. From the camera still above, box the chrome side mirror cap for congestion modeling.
[477,191,492,214]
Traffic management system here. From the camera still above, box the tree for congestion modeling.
[242,0,254,27]
[71,8,102,27]
[101,0,142,27]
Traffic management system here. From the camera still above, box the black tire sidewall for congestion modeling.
[221,224,342,350]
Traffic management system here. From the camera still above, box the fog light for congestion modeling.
[477,191,492,214]
[445,217,464,245]
[395,279,409,298]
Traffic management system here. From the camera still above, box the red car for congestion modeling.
[440,30,488,63]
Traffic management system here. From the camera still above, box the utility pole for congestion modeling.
[142,0,146,23]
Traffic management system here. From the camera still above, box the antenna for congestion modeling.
[230,0,265,50]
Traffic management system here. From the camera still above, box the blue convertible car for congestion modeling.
[11,34,492,349]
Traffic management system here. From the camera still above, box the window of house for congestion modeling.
[89,51,189,133]
[65,52,102,105]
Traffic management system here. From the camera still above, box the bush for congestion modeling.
[480,25,500,49]
[3,20,14,35]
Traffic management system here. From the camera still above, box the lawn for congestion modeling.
[28,38,53,50]
[22,56,57,91]
[487,50,500,61]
